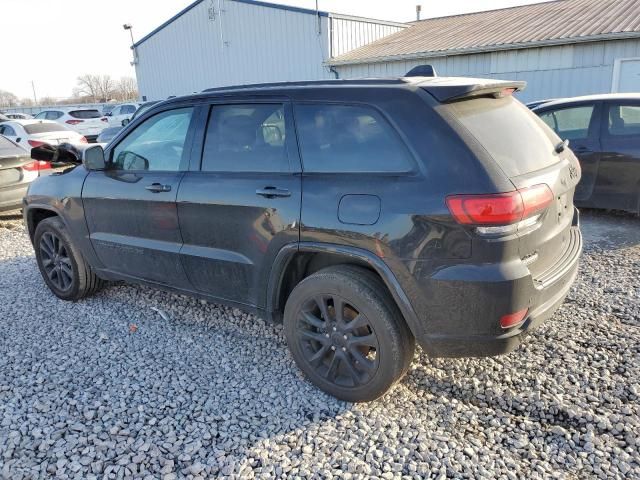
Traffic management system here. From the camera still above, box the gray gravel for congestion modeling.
[0,209,639,479]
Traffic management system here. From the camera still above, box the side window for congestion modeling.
[295,104,412,173]
[112,107,193,171]
[538,105,594,140]
[46,111,62,120]
[122,105,136,115]
[201,103,288,172]
[35,112,47,119]
[607,104,640,136]
[111,107,120,116]
[3,126,16,136]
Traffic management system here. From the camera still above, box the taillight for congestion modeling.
[28,140,46,148]
[79,136,88,144]
[500,308,528,329]
[446,184,553,226]
[100,117,108,122]
[66,119,84,125]
[22,160,51,171]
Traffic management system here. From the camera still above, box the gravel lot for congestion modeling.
[0,209,638,479]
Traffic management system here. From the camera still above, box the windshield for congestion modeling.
[24,123,69,134]
[446,96,559,177]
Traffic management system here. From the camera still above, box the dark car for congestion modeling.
[526,98,559,110]
[23,76,582,402]
[533,93,640,214]
[0,136,44,212]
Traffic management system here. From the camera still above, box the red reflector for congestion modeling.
[79,136,88,144]
[446,184,553,226]
[66,119,83,125]
[22,160,51,171]
[28,140,45,148]
[500,308,528,329]
[100,117,108,122]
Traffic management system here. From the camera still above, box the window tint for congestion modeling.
[121,105,136,115]
[295,104,412,173]
[608,104,640,136]
[538,105,594,140]
[35,112,47,119]
[45,111,63,120]
[24,123,68,134]
[201,104,288,172]
[112,107,193,171]
[69,109,101,119]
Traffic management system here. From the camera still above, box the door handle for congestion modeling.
[145,183,172,193]
[256,186,291,198]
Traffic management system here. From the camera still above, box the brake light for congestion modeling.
[79,136,88,144]
[500,308,528,329]
[28,140,46,148]
[100,117,108,122]
[66,119,84,125]
[22,160,51,171]
[446,184,553,226]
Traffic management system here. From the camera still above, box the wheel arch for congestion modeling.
[266,242,421,338]
[25,205,64,243]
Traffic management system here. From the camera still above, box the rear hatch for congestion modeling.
[67,109,105,135]
[432,84,581,284]
[0,136,33,187]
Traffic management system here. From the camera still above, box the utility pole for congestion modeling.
[123,24,138,65]
[31,80,38,105]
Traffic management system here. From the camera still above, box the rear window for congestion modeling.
[24,123,69,134]
[69,109,101,119]
[295,104,412,173]
[447,96,558,177]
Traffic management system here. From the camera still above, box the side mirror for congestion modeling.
[122,118,130,126]
[104,112,112,117]
[83,145,106,170]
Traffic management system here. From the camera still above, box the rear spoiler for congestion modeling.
[420,79,526,103]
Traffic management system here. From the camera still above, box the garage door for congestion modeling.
[614,58,640,93]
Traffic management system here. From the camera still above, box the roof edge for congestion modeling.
[328,31,640,66]
[328,13,407,29]
[133,0,329,48]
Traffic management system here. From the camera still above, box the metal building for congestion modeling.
[132,0,405,100]
[330,0,640,103]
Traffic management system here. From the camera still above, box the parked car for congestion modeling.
[0,113,9,123]
[0,136,44,212]
[97,101,160,143]
[4,112,34,120]
[34,109,108,142]
[533,93,640,214]
[104,103,139,127]
[24,76,582,402]
[0,120,88,149]
[102,104,117,116]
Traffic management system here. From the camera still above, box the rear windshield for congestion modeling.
[447,96,558,177]
[24,123,69,134]
[69,109,101,119]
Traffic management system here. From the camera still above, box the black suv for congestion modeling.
[24,77,582,402]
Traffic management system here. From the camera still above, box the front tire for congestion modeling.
[284,265,415,402]
[34,217,104,301]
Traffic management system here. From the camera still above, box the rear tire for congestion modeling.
[34,217,104,301]
[284,265,415,402]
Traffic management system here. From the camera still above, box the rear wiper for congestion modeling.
[555,139,569,153]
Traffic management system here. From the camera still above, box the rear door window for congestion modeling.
[447,96,560,177]
[121,105,136,115]
[295,104,412,173]
[45,111,63,120]
[201,103,289,172]
[538,105,595,141]
[606,104,640,136]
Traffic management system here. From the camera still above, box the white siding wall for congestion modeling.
[330,16,405,57]
[334,39,640,103]
[134,0,332,100]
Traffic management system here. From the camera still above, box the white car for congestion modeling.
[34,108,108,142]
[0,120,87,149]
[105,103,139,127]
[4,113,33,120]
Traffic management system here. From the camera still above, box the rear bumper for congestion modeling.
[0,183,28,212]
[416,219,582,358]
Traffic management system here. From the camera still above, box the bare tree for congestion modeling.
[19,98,34,107]
[75,74,115,102]
[113,76,138,101]
[0,90,18,108]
